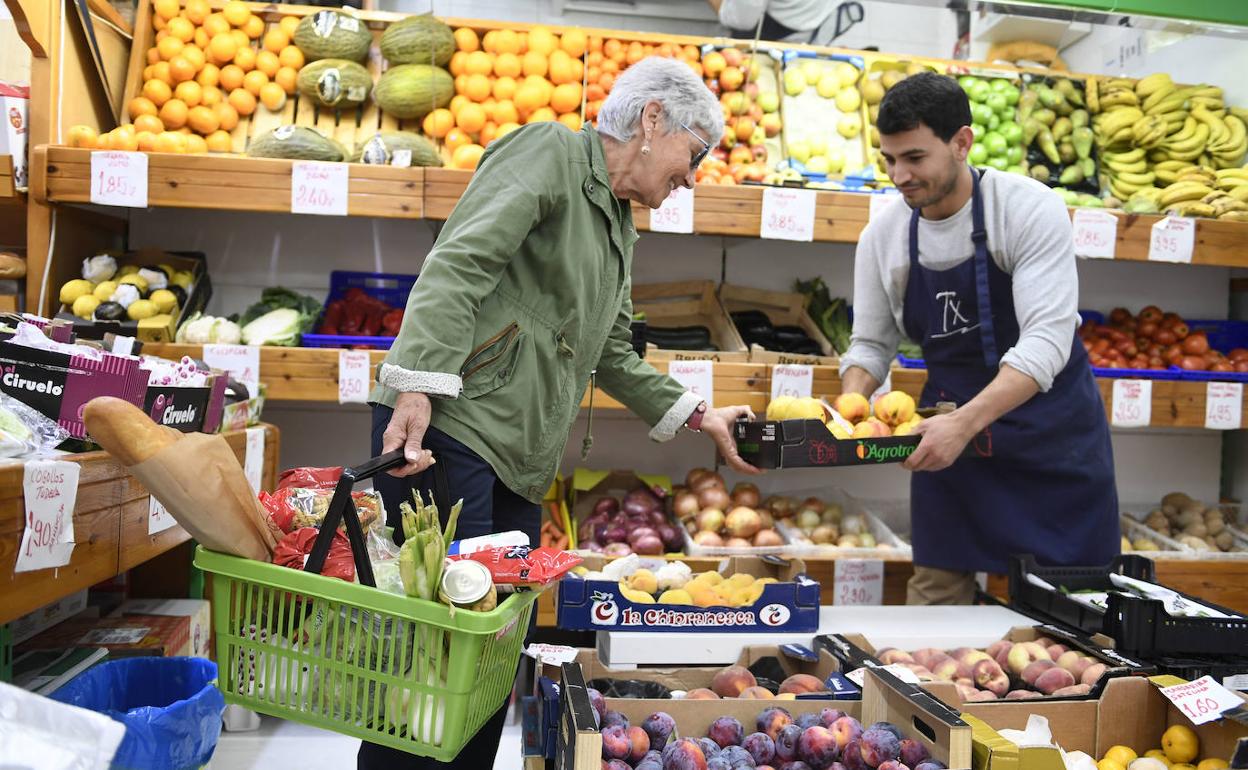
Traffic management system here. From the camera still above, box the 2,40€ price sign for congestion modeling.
[292,161,349,216]
[760,187,816,241]
[90,151,148,208]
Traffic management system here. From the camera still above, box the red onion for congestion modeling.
[603,525,627,544]
[631,535,664,555]
[602,543,632,558]
[627,527,658,546]
[647,509,668,528]
[624,488,659,509]
[622,497,653,517]
[658,524,684,551]
[594,497,619,516]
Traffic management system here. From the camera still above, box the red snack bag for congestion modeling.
[272,527,356,582]
[449,546,582,586]
[259,487,383,534]
[277,466,343,490]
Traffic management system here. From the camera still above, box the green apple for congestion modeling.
[968,143,989,165]
[806,155,831,174]
[1004,88,1020,106]
[808,133,829,157]
[801,60,822,85]
[986,156,1009,171]
[958,75,978,92]
[986,92,1008,115]
[789,139,812,164]
[783,69,807,97]
[983,131,1007,157]
[987,112,1000,130]
[970,123,985,141]
[825,147,846,173]
[999,121,1023,145]
[757,92,780,113]
[1006,145,1024,165]
[1006,164,1029,175]
[816,72,841,99]
[969,80,992,103]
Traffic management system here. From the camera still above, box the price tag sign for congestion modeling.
[244,426,265,493]
[291,161,349,216]
[650,186,694,234]
[15,461,80,573]
[90,151,148,208]
[1204,382,1243,430]
[771,364,813,399]
[1111,379,1152,428]
[667,360,714,408]
[833,559,884,606]
[1149,216,1195,264]
[148,496,176,535]
[203,344,261,395]
[846,663,922,687]
[1072,209,1119,259]
[760,187,817,242]
[1158,675,1245,726]
[338,350,371,404]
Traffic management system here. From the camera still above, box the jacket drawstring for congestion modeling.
[582,370,596,460]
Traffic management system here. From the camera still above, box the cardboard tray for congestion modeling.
[718,283,838,366]
[774,488,912,558]
[143,370,228,434]
[632,281,749,363]
[735,418,993,469]
[565,468,676,552]
[554,555,820,633]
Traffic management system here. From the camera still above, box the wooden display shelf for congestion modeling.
[30,147,1248,268]
[0,424,279,626]
[0,156,20,202]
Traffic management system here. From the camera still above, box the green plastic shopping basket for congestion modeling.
[192,451,537,760]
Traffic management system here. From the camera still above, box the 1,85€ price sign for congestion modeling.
[292,161,349,216]
[90,151,148,208]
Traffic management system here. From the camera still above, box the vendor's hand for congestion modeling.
[382,391,436,477]
[700,405,762,476]
[903,411,974,472]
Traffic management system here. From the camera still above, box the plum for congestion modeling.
[664,738,709,770]
[699,738,723,759]
[841,743,869,770]
[744,733,776,766]
[877,762,911,770]
[606,761,632,770]
[629,726,653,764]
[775,724,803,762]
[709,717,746,748]
[644,752,664,764]
[588,688,607,723]
[708,759,733,770]
[721,746,756,768]
[867,723,902,741]
[818,709,847,730]
[899,739,929,768]
[914,762,946,770]
[828,716,863,752]
[602,726,633,761]
[644,712,677,750]
[797,726,839,770]
[795,713,821,730]
[858,727,901,768]
[780,764,814,770]
[603,711,630,730]
[640,762,664,770]
[757,707,794,741]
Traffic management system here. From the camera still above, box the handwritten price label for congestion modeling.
[760,187,816,241]
[148,496,176,535]
[203,344,261,396]
[845,663,922,687]
[338,350,371,404]
[1072,209,1119,259]
[244,426,265,494]
[833,559,883,606]
[649,186,694,234]
[15,461,80,573]
[1111,379,1152,428]
[667,360,714,408]
[1159,675,1244,725]
[90,151,148,208]
[771,364,813,399]
[1204,381,1243,430]
[291,161,349,216]
[1149,216,1195,264]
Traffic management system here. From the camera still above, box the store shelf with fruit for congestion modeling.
[0,423,280,626]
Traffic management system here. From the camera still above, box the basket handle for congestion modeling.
[305,450,407,587]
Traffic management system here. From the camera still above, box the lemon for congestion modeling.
[150,289,179,314]
[1162,725,1199,764]
[1145,751,1172,767]
[1097,759,1126,770]
[1106,747,1138,767]
[657,589,693,605]
[766,395,795,421]
[835,87,862,112]
[1196,760,1228,770]
[59,279,94,305]
[72,295,101,319]
[127,299,158,321]
[117,264,140,276]
[93,280,119,302]
[119,273,150,294]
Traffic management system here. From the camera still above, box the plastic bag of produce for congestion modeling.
[260,486,384,533]
[273,527,356,582]
[0,393,71,458]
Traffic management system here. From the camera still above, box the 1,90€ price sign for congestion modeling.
[90,151,148,208]
[760,187,816,241]
[15,461,80,573]
[291,161,349,216]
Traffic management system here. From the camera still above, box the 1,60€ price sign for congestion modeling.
[770,364,813,399]
[292,161,349,216]
[90,151,148,208]
[1158,676,1243,725]
[760,187,816,241]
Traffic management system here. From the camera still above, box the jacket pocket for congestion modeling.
[462,322,523,398]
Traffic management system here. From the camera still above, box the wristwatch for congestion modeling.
[685,401,708,432]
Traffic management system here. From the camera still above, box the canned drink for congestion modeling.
[439,559,493,606]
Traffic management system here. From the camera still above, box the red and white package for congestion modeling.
[277,466,343,490]
[272,527,355,583]
[449,546,582,587]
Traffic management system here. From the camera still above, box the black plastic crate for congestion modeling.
[1008,554,1155,635]
[1144,654,1248,687]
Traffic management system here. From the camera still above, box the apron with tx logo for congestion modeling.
[901,169,1119,575]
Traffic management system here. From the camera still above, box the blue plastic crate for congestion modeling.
[300,270,418,350]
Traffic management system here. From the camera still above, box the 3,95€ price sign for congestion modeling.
[1148,216,1195,264]
[292,161,349,216]
[650,186,694,233]
[760,187,816,241]
[90,151,148,208]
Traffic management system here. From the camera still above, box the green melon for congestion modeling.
[373,64,453,120]
[352,132,443,166]
[247,126,346,161]
[379,14,455,67]
[296,59,372,108]
[293,10,372,63]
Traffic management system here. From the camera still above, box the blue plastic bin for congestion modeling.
[301,270,419,350]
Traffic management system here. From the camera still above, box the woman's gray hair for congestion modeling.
[597,56,724,144]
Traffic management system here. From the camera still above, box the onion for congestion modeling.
[724,537,753,549]
[624,487,659,509]
[631,535,664,555]
[698,486,731,511]
[754,529,784,547]
[657,524,684,551]
[731,482,762,509]
[673,491,700,519]
[801,497,826,514]
[584,541,605,553]
[592,522,611,543]
[627,527,658,546]
[622,497,653,517]
[766,496,795,519]
[647,509,668,528]
[604,525,627,544]
[692,472,726,492]
[594,497,619,516]
[686,468,712,488]
[693,531,724,547]
[602,543,632,558]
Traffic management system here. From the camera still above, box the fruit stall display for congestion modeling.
[700,46,785,187]
[952,71,1027,177]
[1078,305,1248,376]
[778,53,868,181]
[1018,74,1100,202]
[670,468,792,554]
[861,57,944,177]
[1122,492,1248,555]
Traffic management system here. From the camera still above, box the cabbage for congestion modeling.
[175,313,243,344]
[241,308,307,346]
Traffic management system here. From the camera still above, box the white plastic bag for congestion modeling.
[0,681,125,770]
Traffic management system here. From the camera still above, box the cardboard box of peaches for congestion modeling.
[736,392,993,469]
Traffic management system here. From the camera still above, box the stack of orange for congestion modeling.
[68,0,303,153]
[694,155,735,185]
[423,25,587,169]
[583,38,702,122]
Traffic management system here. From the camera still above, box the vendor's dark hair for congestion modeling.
[877,72,971,142]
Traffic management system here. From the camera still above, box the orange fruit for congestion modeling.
[278,15,299,38]
[143,79,173,106]
[154,0,179,21]
[167,16,195,43]
[184,0,210,24]
[208,33,238,64]
[454,74,468,94]
[222,1,251,27]
[181,44,206,70]
[422,108,454,138]
[480,121,498,146]
[262,28,288,54]
[548,50,575,85]
[492,76,517,101]
[493,99,519,125]
[214,101,239,130]
[203,13,230,38]
[200,85,222,106]
[244,15,265,39]
[259,81,286,111]
[186,134,208,153]
[174,80,203,106]
[152,14,166,32]
[521,50,547,78]
[558,112,582,131]
[278,45,303,70]
[514,84,544,115]
[194,27,210,48]
[527,27,557,56]
[146,46,161,65]
[598,72,615,92]
[153,131,187,153]
[495,121,521,140]
[586,83,605,102]
[159,98,189,129]
[109,126,139,152]
[601,57,619,74]
[250,51,277,79]
[550,82,581,114]
[227,87,256,116]
[196,62,221,87]
[603,38,622,58]
[454,27,478,52]
[67,125,98,148]
[205,129,233,152]
[626,41,645,66]
[561,29,587,58]
[219,64,245,91]
[481,30,498,54]
[452,143,485,169]
[464,51,493,76]
[274,66,298,94]
[157,35,184,61]
[94,133,111,149]
[444,128,471,152]
[481,98,498,121]
[187,104,220,133]
[128,96,158,119]
[464,73,491,102]
[517,31,528,54]
[136,130,158,151]
[449,51,467,77]
[495,29,520,55]
[570,58,583,82]
[494,52,521,79]
[234,47,257,72]
[527,106,556,123]
[230,29,249,50]
[449,93,471,115]
[152,61,173,84]
[169,56,197,83]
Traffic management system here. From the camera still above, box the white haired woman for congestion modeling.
[361,56,760,769]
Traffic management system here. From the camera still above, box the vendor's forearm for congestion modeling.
[954,364,1039,434]
[841,365,880,398]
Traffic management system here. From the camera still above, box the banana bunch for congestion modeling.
[1213,167,1248,220]
[1100,147,1156,199]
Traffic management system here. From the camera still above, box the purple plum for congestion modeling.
[868,723,902,741]
[858,727,901,768]
[699,738,723,759]
[877,762,911,770]
[602,726,633,761]
[588,688,606,722]
[797,726,839,770]
[757,707,794,741]
[898,739,929,769]
[744,733,776,766]
[775,724,803,762]
[795,713,821,730]
[828,717,863,753]
[780,764,813,770]
[708,759,733,770]
[663,738,709,770]
[841,744,869,770]
[818,709,847,729]
[720,746,756,768]
[606,761,632,770]
[914,763,946,770]
[603,711,630,730]
[644,712,677,751]
[709,717,746,748]
[628,726,652,764]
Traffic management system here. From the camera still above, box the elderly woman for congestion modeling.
[361,57,759,769]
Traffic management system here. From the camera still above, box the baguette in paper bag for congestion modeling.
[84,397,278,561]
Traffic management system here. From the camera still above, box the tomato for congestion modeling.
[1164,344,1185,364]
[1137,321,1158,339]
[1235,361,1248,373]
[1109,307,1131,325]
[1171,322,1189,339]
[1148,356,1166,369]
[1229,348,1248,363]
[1181,332,1209,355]
[1211,361,1235,373]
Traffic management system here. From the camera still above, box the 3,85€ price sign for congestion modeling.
[1071,209,1118,259]
[292,161,349,216]
[760,187,816,241]
[90,151,148,208]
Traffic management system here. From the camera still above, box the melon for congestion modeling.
[352,132,443,167]
[379,14,454,67]
[247,126,346,161]
[373,64,453,120]
[293,10,372,63]
[296,59,372,108]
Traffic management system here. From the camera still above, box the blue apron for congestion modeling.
[902,170,1119,575]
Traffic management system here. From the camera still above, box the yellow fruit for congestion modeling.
[133,113,164,134]
[187,105,220,134]
[767,395,794,421]
[454,27,478,53]
[874,390,916,426]
[657,589,693,605]
[174,80,202,107]
[694,571,724,586]
[205,129,233,152]
[92,281,118,302]
[255,50,280,78]
[227,88,256,116]
[136,131,157,151]
[274,66,298,95]
[202,12,230,38]
[1097,760,1126,770]
[128,96,158,120]
[1145,751,1171,767]
[527,26,557,56]
[1172,765,1196,770]
[456,103,487,134]
[158,98,189,129]
[1105,747,1138,767]
[222,0,251,27]
[259,82,286,111]
[242,69,268,97]
[826,421,852,439]
[156,35,184,61]
[1162,725,1199,764]
[423,108,454,139]
[243,15,265,40]
[277,45,304,70]
[686,583,720,607]
[626,569,659,594]
[727,572,755,588]
[495,121,521,140]
[788,397,825,420]
[1197,761,1228,770]
[619,586,655,604]
[151,61,173,85]
[166,16,194,43]
[200,85,222,106]
[185,134,208,154]
[196,63,221,88]
[208,33,238,65]
[452,143,485,170]
[230,29,250,52]
[526,106,556,124]
[233,46,256,72]
[214,102,240,131]
[835,87,862,112]
[262,28,289,54]
[180,45,206,71]
[59,279,94,305]
[184,0,210,24]
[278,15,300,38]
[561,29,587,57]
[153,0,179,21]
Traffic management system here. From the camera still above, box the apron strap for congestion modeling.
[908,206,921,267]
[970,169,1000,369]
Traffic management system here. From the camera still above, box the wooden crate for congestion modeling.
[632,280,749,363]
[719,282,838,365]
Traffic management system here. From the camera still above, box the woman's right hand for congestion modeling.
[382,391,436,477]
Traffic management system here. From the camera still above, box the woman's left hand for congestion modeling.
[700,405,763,475]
